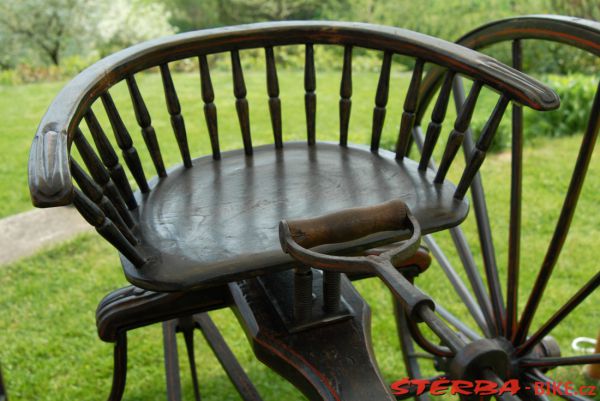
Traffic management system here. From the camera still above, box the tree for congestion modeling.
[0,0,176,67]
[0,0,94,66]
[94,0,176,57]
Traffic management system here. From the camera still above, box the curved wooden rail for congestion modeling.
[416,14,600,125]
[29,21,559,208]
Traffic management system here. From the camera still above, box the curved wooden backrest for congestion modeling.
[412,14,600,341]
[27,21,559,267]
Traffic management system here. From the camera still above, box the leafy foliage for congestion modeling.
[0,0,175,67]
[525,74,598,139]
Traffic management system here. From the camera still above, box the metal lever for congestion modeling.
[279,199,464,351]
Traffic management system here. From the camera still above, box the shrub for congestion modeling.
[468,73,595,154]
[524,74,597,141]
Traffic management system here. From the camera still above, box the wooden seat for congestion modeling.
[125,142,467,290]
[28,21,558,293]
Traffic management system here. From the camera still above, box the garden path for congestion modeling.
[0,206,91,265]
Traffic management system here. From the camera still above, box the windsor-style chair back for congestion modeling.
[28,21,558,293]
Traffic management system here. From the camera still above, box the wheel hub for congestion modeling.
[448,338,513,381]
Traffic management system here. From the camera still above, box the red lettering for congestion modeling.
[579,385,597,396]
[412,379,430,395]
[429,378,450,396]
[450,380,474,395]
[499,379,520,395]
[390,378,411,396]
[533,382,546,395]
[552,382,565,396]
[564,382,574,395]
[474,379,498,396]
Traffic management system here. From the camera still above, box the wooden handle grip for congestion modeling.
[283,199,410,249]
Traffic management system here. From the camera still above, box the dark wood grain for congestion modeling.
[265,46,283,149]
[434,80,483,183]
[396,59,424,159]
[199,54,220,159]
[72,187,145,266]
[454,95,509,199]
[418,71,455,170]
[160,63,192,168]
[74,127,134,227]
[126,75,167,176]
[101,92,150,193]
[371,51,392,152]
[305,44,317,146]
[83,110,137,210]
[121,142,467,291]
[231,50,253,155]
[506,38,523,338]
[339,45,353,146]
[71,160,137,244]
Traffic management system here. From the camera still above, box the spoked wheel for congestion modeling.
[391,15,600,401]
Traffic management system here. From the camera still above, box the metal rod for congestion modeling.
[393,299,431,401]
[294,265,313,322]
[418,306,466,354]
[323,271,341,313]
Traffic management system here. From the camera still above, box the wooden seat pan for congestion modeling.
[121,142,469,291]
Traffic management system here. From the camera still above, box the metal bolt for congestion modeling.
[294,265,313,322]
[323,271,341,314]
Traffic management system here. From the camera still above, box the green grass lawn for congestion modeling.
[0,64,598,400]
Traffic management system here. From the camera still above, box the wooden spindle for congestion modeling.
[265,47,283,149]
[455,95,510,199]
[101,92,150,193]
[434,80,483,183]
[419,71,455,170]
[339,45,352,147]
[71,160,137,244]
[396,59,424,159]
[126,75,167,177]
[72,188,145,266]
[160,63,192,168]
[371,51,392,152]
[84,110,136,210]
[199,55,220,160]
[74,127,134,228]
[305,44,316,146]
[231,50,252,155]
